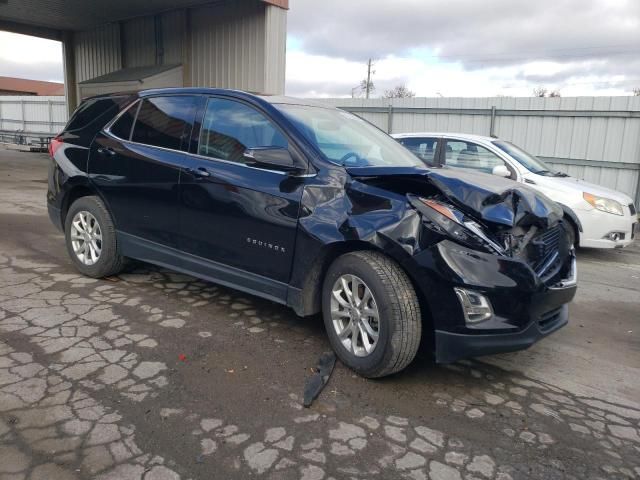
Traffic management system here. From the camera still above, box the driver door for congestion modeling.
[178,97,307,291]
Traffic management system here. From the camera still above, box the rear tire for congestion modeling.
[64,196,125,278]
[322,251,422,378]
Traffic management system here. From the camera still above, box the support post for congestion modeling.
[182,9,192,88]
[62,30,78,116]
[387,104,394,134]
[48,100,53,134]
[490,106,497,137]
[635,147,640,209]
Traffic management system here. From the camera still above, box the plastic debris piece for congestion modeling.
[303,351,336,408]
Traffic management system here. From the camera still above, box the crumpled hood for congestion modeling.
[347,166,563,229]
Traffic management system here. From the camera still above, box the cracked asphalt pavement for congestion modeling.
[1,149,639,480]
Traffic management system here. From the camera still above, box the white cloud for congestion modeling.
[286,51,636,98]
[0,32,63,82]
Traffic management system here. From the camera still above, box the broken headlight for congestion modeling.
[415,198,504,254]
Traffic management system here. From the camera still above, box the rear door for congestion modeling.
[396,137,441,167]
[178,96,307,292]
[89,95,199,248]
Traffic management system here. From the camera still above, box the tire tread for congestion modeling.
[326,250,422,378]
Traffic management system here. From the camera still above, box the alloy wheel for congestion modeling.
[330,274,380,357]
[70,211,102,266]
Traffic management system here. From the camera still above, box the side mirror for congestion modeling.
[492,165,511,178]
[243,147,301,173]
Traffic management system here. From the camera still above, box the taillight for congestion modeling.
[49,136,63,158]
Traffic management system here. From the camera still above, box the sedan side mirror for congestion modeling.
[492,165,511,178]
[243,147,301,173]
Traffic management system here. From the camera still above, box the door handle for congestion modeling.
[97,147,116,156]
[187,167,211,178]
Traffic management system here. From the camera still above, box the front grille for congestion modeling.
[629,203,636,216]
[539,307,563,332]
[530,225,563,276]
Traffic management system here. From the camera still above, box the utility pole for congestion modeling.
[366,58,374,99]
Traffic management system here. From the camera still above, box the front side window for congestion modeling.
[493,141,552,175]
[130,96,197,151]
[444,140,507,174]
[397,137,439,167]
[276,104,424,168]
[198,98,288,164]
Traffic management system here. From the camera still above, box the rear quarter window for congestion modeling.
[65,96,132,133]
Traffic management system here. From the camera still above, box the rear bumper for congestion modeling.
[435,304,568,363]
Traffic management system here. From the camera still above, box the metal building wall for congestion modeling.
[121,16,156,68]
[70,0,285,99]
[263,4,287,95]
[190,0,266,92]
[161,10,186,66]
[73,23,121,83]
[319,96,640,203]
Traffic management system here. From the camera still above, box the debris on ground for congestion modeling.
[303,351,336,408]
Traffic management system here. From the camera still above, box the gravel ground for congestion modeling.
[0,149,638,480]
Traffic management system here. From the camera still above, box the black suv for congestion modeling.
[48,88,577,377]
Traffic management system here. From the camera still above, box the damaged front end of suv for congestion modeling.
[293,164,577,365]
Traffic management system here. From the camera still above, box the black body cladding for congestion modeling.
[48,88,577,365]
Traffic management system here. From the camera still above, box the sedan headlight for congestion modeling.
[411,197,504,254]
[583,192,623,216]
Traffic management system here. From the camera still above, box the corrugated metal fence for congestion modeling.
[1,94,639,204]
[317,96,640,205]
[0,96,67,146]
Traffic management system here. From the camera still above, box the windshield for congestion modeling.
[493,140,553,174]
[276,104,424,168]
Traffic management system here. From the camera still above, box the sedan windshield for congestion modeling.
[493,140,553,175]
[276,104,424,168]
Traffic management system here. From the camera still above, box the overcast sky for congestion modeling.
[1,0,639,98]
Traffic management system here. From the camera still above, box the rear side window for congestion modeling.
[131,96,198,151]
[65,96,131,133]
[397,137,439,166]
[198,98,288,164]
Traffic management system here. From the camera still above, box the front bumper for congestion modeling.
[577,206,637,249]
[435,304,568,363]
[409,240,577,364]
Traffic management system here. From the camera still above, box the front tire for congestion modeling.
[64,196,125,278]
[322,251,422,378]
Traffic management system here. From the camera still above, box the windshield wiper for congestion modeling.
[535,169,552,176]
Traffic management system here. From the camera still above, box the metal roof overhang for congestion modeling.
[0,0,288,40]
